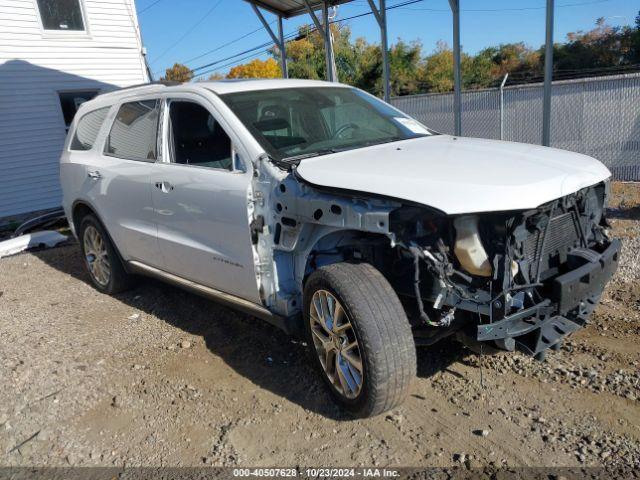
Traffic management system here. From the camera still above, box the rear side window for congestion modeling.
[70,107,109,151]
[105,100,160,161]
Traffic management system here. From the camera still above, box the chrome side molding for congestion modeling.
[128,260,282,325]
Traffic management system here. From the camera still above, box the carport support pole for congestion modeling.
[367,0,391,102]
[322,2,337,82]
[449,0,462,136]
[303,0,336,82]
[499,73,508,140]
[380,0,390,102]
[542,0,554,146]
[277,15,288,78]
[250,4,288,79]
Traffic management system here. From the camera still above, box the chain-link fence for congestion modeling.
[391,73,640,181]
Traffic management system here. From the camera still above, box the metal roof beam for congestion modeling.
[250,4,288,78]
[302,0,326,37]
[251,4,280,46]
[244,1,353,19]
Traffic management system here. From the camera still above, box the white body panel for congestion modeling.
[150,163,259,301]
[60,80,612,311]
[296,135,611,214]
[60,84,264,304]
[0,0,148,219]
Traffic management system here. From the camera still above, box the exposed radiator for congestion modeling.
[524,211,581,279]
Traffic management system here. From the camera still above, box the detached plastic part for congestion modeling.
[12,208,65,237]
[0,231,67,259]
[453,215,492,277]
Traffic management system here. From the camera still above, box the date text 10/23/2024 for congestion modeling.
[232,468,401,478]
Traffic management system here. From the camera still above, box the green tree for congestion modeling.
[264,14,639,95]
[553,16,639,75]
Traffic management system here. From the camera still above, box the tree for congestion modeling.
[260,15,639,95]
[281,24,356,82]
[420,42,457,93]
[227,58,281,79]
[161,63,193,83]
[553,16,639,76]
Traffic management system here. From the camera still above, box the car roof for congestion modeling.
[203,78,348,94]
[96,78,347,102]
[75,79,351,117]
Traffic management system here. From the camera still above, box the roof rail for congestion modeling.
[98,80,180,98]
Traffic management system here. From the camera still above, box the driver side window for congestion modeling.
[167,100,233,170]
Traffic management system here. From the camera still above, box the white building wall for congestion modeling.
[0,0,149,219]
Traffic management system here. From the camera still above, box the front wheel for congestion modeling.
[303,262,416,418]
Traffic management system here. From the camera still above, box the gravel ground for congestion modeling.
[0,184,638,469]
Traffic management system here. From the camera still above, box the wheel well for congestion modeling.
[71,201,130,273]
[302,230,391,286]
[72,202,95,234]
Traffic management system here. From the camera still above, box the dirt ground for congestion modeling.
[0,183,638,469]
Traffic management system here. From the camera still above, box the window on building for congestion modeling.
[37,0,86,31]
[105,100,160,161]
[58,91,98,130]
[70,107,110,151]
[167,101,233,170]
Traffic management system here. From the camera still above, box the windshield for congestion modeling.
[220,87,433,162]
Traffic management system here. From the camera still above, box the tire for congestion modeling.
[78,214,135,295]
[303,262,416,418]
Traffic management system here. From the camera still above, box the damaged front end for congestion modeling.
[389,181,620,358]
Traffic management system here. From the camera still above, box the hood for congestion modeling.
[295,135,611,215]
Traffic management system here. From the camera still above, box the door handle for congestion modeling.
[155,181,174,193]
[87,170,102,180]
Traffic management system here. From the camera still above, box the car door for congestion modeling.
[150,95,261,304]
[82,98,162,266]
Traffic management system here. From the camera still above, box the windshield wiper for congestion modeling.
[281,149,338,163]
[279,138,405,167]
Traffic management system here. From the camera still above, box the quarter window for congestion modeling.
[105,100,160,161]
[167,101,233,170]
[70,107,109,151]
[37,0,85,31]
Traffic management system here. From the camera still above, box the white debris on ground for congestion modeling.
[0,231,67,259]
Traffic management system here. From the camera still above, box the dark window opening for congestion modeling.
[105,100,160,161]
[37,0,85,31]
[58,90,98,130]
[168,101,232,170]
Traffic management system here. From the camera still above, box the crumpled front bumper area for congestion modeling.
[476,239,621,356]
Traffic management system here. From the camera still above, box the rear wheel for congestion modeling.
[79,214,135,294]
[303,262,416,418]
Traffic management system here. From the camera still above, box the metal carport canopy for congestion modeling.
[248,0,354,18]
[244,0,392,103]
[243,0,556,145]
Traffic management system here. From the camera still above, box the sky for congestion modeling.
[136,0,639,80]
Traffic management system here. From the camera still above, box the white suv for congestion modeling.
[60,79,620,417]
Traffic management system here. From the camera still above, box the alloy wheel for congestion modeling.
[83,225,111,287]
[309,289,364,399]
